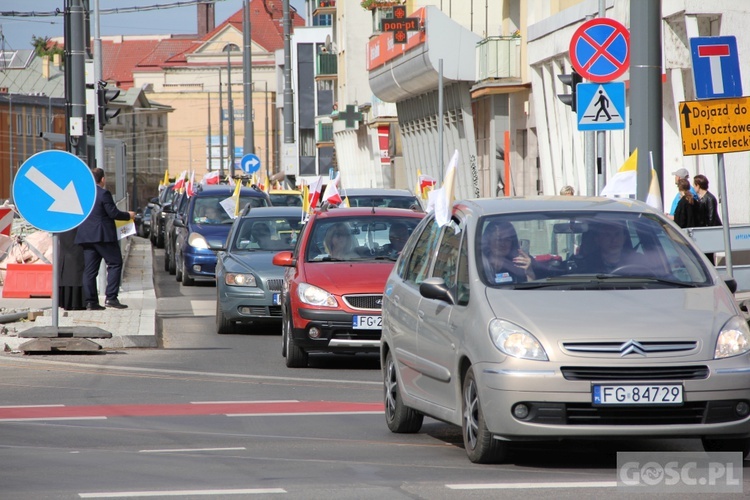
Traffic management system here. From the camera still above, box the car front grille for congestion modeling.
[561,365,710,381]
[520,400,747,426]
[562,340,698,356]
[266,279,283,291]
[343,294,382,311]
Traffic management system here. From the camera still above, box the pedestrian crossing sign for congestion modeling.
[576,82,626,131]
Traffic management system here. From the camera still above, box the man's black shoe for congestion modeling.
[86,303,105,311]
[105,299,128,309]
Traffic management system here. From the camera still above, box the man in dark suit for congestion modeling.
[74,167,135,310]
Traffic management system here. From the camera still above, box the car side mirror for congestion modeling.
[173,219,185,228]
[273,251,295,267]
[419,277,455,304]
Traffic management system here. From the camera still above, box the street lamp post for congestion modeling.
[223,43,240,178]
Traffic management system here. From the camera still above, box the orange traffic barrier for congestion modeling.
[2,263,53,298]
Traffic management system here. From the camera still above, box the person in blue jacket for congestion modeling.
[74,168,135,310]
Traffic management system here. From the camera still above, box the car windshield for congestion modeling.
[269,193,302,207]
[346,196,421,210]
[232,217,302,251]
[306,216,420,262]
[477,211,712,287]
[192,195,267,225]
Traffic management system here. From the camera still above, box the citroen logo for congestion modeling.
[619,340,647,357]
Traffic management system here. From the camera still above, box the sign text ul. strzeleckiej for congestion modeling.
[680,97,750,156]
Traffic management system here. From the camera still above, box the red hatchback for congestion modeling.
[273,207,425,367]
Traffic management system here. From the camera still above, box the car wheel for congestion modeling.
[167,247,176,275]
[181,270,195,287]
[384,351,423,433]
[702,437,750,458]
[281,310,289,357]
[284,320,308,368]
[156,227,164,248]
[216,295,235,334]
[163,247,171,272]
[462,367,508,464]
[175,256,183,282]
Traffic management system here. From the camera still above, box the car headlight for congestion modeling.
[489,319,548,361]
[188,232,209,249]
[715,316,750,359]
[298,282,338,307]
[225,273,257,287]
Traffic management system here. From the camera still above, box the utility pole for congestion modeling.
[242,0,254,155]
[283,0,294,144]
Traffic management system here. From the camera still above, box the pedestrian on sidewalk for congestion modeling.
[74,168,135,310]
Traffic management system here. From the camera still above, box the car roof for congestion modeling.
[193,185,268,197]
[455,196,659,217]
[269,190,301,195]
[239,206,303,219]
[342,188,418,197]
[312,206,425,219]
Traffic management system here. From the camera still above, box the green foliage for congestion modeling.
[30,35,64,62]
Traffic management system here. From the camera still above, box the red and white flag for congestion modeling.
[418,174,437,199]
[201,171,220,185]
[307,176,324,211]
[173,170,188,191]
[322,172,342,206]
[186,171,196,197]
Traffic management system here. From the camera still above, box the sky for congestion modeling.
[0,0,307,51]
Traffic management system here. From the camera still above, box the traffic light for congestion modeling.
[557,71,582,112]
[97,82,120,130]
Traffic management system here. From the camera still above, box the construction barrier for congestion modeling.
[1,263,53,298]
[0,208,11,236]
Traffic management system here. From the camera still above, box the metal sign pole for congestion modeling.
[52,234,59,329]
[717,152,733,276]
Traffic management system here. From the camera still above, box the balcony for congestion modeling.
[317,122,334,146]
[315,52,338,80]
[476,36,521,81]
[313,0,335,16]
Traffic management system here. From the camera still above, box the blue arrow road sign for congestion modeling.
[576,82,626,131]
[240,153,261,174]
[12,150,96,233]
[690,36,742,99]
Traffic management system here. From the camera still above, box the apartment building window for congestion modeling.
[36,115,43,135]
[299,129,316,157]
[26,115,33,136]
[16,114,22,135]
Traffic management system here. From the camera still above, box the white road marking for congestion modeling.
[189,400,299,404]
[0,404,65,408]
[447,481,618,490]
[139,447,246,453]
[0,417,106,422]
[226,411,383,417]
[79,488,286,498]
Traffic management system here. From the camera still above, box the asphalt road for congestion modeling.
[0,245,747,499]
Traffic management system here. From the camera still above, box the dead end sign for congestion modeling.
[569,18,630,83]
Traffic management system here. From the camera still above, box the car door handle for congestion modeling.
[392,295,400,306]
[417,310,425,319]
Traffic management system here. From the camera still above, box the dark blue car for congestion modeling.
[174,185,270,286]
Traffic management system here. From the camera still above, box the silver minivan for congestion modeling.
[381,197,750,463]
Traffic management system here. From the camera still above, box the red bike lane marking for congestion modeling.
[0,401,384,420]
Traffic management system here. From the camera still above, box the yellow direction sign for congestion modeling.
[680,97,750,155]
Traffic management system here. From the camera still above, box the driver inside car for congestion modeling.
[573,221,650,275]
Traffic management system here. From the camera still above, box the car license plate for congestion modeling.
[593,384,683,405]
[272,293,280,306]
[352,315,382,330]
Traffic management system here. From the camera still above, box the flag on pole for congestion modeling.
[307,176,324,212]
[202,171,220,185]
[163,169,169,185]
[600,149,663,211]
[174,170,188,191]
[232,176,243,216]
[186,171,195,197]
[301,182,310,215]
[322,172,342,206]
[418,174,437,200]
[425,150,459,227]
[263,172,270,192]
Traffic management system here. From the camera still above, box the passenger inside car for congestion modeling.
[481,220,536,283]
[571,221,650,275]
[381,222,410,257]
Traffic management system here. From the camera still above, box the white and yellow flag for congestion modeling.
[600,149,663,211]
